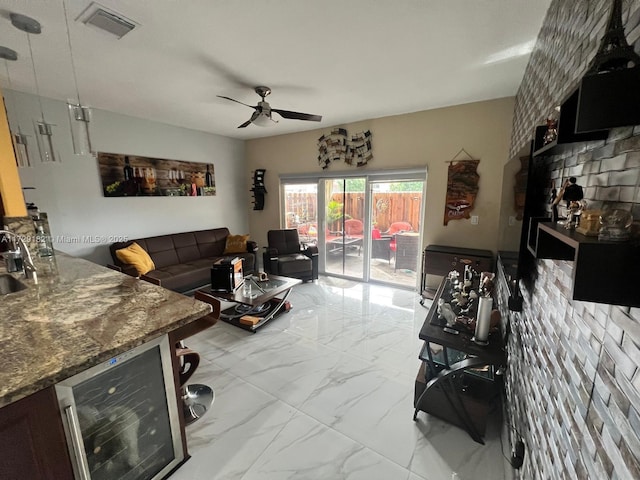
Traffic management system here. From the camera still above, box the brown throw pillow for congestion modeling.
[223,234,250,254]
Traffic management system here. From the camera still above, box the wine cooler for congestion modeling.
[55,335,184,480]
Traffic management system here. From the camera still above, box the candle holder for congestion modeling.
[472,296,493,346]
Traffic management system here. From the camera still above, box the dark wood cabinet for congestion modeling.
[0,387,74,480]
[576,67,640,133]
[420,245,493,302]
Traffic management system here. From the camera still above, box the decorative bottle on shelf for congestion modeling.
[123,156,134,181]
[205,164,213,187]
[34,221,53,258]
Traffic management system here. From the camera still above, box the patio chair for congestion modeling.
[297,222,317,243]
[371,227,392,263]
[384,221,413,236]
[394,232,420,271]
[385,221,413,257]
[343,219,364,238]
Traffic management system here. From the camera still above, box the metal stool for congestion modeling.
[176,342,214,425]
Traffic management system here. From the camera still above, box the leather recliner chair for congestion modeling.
[263,229,318,282]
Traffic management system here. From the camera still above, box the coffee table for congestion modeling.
[327,236,362,255]
[194,274,302,332]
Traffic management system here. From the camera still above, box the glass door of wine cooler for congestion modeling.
[55,335,184,480]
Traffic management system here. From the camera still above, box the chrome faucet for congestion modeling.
[0,230,38,283]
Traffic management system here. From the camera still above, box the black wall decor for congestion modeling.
[251,169,267,210]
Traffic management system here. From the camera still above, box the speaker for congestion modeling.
[210,257,244,292]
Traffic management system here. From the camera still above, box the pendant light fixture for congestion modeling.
[63,0,93,155]
[10,12,58,163]
[0,46,32,167]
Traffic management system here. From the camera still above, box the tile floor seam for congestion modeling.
[208,355,421,476]
[240,408,419,480]
[277,327,419,387]
[175,279,505,480]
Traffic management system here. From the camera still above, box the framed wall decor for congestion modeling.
[443,149,480,225]
[97,152,215,197]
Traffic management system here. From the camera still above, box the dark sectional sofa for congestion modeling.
[108,227,257,293]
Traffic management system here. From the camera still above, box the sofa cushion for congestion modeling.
[115,242,155,276]
[145,264,211,293]
[143,236,180,268]
[267,229,303,255]
[173,232,201,263]
[109,227,256,292]
[196,228,229,258]
[223,234,250,254]
[277,254,312,276]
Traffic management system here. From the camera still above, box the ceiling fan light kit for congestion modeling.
[218,86,322,129]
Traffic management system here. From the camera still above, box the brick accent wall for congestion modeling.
[505,1,640,478]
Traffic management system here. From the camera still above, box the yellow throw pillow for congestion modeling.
[223,234,250,254]
[115,242,155,276]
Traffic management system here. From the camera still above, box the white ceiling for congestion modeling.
[0,0,551,140]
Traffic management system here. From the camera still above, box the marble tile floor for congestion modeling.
[170,277,508,480]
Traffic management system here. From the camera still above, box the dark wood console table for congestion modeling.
[414,278,505,444]
[420,245,493,303]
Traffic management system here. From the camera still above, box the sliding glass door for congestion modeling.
[322,178,365,280]
[368,180,424,286]
[280,169,426,289]
[282,183,318,244]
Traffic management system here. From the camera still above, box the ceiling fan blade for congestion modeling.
[272,109,322,122]
[238,111,260,128]
[218,95,257,109]
[198,54,254,89]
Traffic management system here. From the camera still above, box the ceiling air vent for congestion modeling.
[77,2,138,39]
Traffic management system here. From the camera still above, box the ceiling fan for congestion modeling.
[218,86,322,128]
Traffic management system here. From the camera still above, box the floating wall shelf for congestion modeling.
[532,222,639,307]
[533,90,608,157]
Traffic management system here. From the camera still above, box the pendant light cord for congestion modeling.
[25,33,47,123]
[62,0,82,105]
[2,60,21,131]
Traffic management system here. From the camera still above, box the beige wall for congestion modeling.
[246,97,515,253]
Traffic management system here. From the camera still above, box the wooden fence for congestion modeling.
[284,192,422,232]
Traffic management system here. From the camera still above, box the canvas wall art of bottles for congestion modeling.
[97,153,216,197]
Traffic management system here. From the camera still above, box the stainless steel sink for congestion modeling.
[0,274,27,295]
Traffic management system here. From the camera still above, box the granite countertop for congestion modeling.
[0,252,212,408]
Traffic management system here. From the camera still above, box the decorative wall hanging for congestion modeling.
[443,149,480,225]
[317,128,372,169]
[97,152,215,197]
[251,169,267,210]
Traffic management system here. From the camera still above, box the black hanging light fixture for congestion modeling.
[575,0,640,133]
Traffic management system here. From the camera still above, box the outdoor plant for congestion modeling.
[326,200,351,230]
